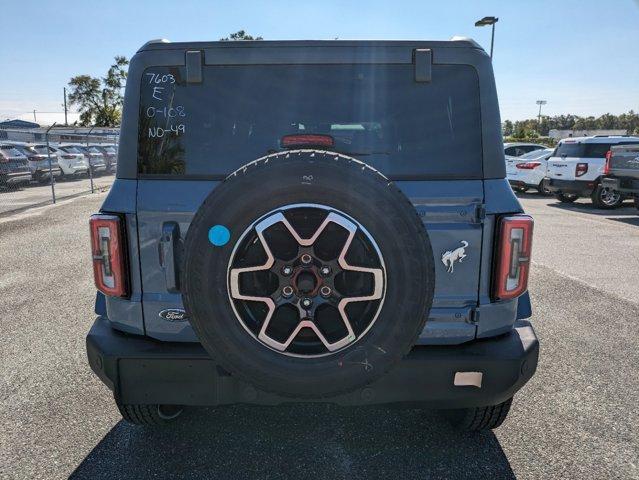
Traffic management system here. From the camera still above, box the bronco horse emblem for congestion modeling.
[441,241,469,273]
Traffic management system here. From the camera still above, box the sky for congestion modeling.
[1,0,638,125]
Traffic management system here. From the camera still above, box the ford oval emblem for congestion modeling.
[159,308,188,322]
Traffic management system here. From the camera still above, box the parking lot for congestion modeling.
[0,174,115,216]
[0,191,637,480]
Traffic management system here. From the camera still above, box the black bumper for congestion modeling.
[86,316,539,409]
[602,176,639,195]
[546,178,595,196]
[508,179,536,189]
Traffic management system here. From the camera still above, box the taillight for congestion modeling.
[575,162,588,177]
[603,150,612,175]
[89,214,128,297]
[493,215,533,301]
[281,134,334,149]
[515,161,542,170]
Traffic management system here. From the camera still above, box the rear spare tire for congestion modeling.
[182,151,435,398]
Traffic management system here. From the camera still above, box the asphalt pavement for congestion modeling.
[0,174,114,216]
[0,191,637,479]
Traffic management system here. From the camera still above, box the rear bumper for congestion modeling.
[34,168,61,179]
[0,171,31,184]
[86,316,539,409]
[546,178,594,196]
[602,176,639,195]
[508,179,537,189]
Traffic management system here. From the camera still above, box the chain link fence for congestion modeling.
[0,126,119,216]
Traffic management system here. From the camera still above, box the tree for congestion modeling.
[68,56,128,127]
[502,120,513,136]
[220,30,263,41]
[503,110,639,138]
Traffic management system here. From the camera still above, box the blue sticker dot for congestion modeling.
[208,225,231,246]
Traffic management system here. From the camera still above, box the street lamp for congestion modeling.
[536,100,547,125]
[475,16,499,58]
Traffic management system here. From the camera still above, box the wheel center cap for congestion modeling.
[294,270,318,295]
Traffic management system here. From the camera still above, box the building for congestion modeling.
[548,129,627,140]
[0,119,40,130]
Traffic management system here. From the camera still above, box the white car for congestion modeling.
[58,144,107,176]
[504,142,547,158]
[546,135,639,208]
[31,144,89,177]
[506,148,554,194]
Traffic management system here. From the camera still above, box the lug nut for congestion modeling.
[301,298,313,308]
[281,265,293,276]
[320,266,331,276]
[320,286,332,298]
[300,254,312,265]
[282,286,294,298]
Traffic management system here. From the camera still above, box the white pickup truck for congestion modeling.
[546,135,639,208]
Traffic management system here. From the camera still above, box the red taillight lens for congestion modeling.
[493,215,534,301]
[281,134,334,149]
[603,150,612,175]
[575,162,588,177]
[89,214,128,297]
[515,161,542,170]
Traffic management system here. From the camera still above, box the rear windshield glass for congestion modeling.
[32,146,54,154]
[520,148,552,160]
[137,64,482,178]
[553,142,625,158]
[61,146,83,154]
[0,146,23,157]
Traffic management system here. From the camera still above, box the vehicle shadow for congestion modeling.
[546,200,637,216]
[606,216,639,226]
[69,404,515,480]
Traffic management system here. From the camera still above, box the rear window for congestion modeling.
[553,142,625,158]
[137,64,483,178]
[520,148,552,160]
[32,145,54,154]
[61,146,83,154]
[0,146,23,158]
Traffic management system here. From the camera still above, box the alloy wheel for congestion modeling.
[227,204,386,357]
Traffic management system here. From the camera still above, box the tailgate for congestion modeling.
[547,156,577,180]
[610,146,639,178]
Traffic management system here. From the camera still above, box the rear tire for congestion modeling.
[591,184,623,209]
[116,400,183,426]
[555,193,578,203]
[537,179,551,195]
[444,397,513,431]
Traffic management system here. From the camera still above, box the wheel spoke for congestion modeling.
[336,228,384,342]
[228,215,277,324]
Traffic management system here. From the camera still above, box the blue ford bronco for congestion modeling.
[86,38,539,430]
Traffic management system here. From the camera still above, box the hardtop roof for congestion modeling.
[559,136,639,144]
[137,38,483,53]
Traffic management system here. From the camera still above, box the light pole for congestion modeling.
[536,100,547,130]
[475,16,499,58]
